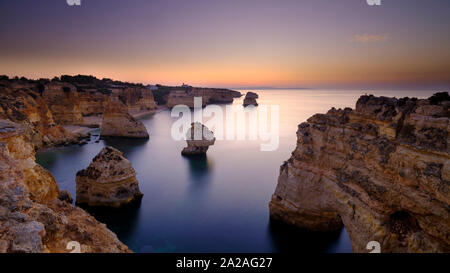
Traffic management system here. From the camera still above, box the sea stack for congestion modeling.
[243,92,259,106]
[76,146,143,207]
[269,92,450,253]
[100,99,149,138]
[181,122,215,155]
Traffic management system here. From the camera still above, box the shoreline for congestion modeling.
[63,106,168,137]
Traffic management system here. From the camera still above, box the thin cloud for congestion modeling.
[353,33,389,43]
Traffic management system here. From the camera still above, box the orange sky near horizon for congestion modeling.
[1,0,449,89]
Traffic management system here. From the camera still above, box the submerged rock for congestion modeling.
[181,122,215,155]
[269,92,450,253]
[100,99,149,138]
[243,92,259,106]
[76,146,143,207]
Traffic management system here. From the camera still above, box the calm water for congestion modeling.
[36,89,437,253]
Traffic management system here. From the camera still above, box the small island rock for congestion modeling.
[243,92,259,106]
[181,122,215,155]
[76,146,143,207]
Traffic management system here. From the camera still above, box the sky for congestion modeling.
[0,0,449,89]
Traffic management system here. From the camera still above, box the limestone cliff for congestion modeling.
[100,99,149,138]
[166,87,241,108]
[269,92,450,253]
[76,146,143,207]
[42,82,84,125]
[118,87,158,114]
[0,83,77,148]
[0,120,131,253]
[78,87,157,116]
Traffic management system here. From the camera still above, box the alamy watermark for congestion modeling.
[66,0,81,6]
[170,97,280,152]
[366,0,381,6]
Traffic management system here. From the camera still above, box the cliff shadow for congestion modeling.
[267,219,345,253]
[102,137,149,158]
[78,199,142,245]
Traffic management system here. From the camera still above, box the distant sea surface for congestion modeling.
[36,89,437,253]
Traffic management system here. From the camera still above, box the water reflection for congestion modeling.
[79,199,142,244]
[268,219,342,253]
[102,137,149,157]
[182,154,213,181]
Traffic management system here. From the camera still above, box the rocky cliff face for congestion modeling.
[166,87,241,108]
[78,90,107,116]
[42,82,84,125]
[269,92,450,253]
[0,83,77,148]
[76,146,143,207]
[78,87,157,116]
[0,120,131,253]
[100,99,149,138]
[118,87,158,114]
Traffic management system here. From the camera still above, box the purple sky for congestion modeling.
[0,0,449,89]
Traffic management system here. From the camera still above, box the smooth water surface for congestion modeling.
[36,89,436,253]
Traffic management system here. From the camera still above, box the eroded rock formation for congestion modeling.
[76,146,143,207]
[0,120,131,253]
[0,83,77,148]
[269,92,450,253]
[100,99,149,138]
[42,82,84,125]
[243,92,259,106]
[181,122,215,155]
[166,87,241,108]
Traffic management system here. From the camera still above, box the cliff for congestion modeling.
[269,92,450,253]
[165,86,241,108]
[42,82,84,125]
[0,119,131,253]
[100,99,149,138]
[0,82,78,148]
[59,75,157,116]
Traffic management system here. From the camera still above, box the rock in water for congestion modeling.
[181,122,215,155]
[269,92,450,253]
[100,99,149,138]
[76,146,143,207]
[0,121,131,252]
[243,92,259,106]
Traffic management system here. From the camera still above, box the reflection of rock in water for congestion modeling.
[268,219,344,253]
[79,199,142,246]
[140,241,176,253]
[102,137,148,156]
[183,154,213,181]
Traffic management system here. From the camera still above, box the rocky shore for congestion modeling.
[270,92,450,253]
[0,74,241,253]
[0,120,131,253]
